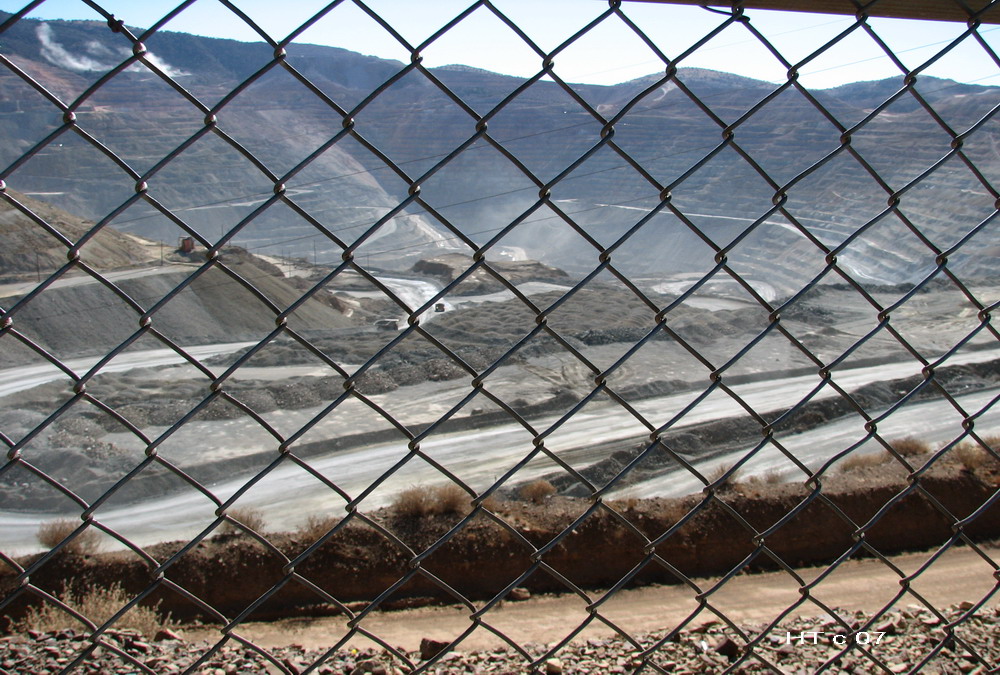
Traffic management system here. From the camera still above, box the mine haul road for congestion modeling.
[1,347,999,555]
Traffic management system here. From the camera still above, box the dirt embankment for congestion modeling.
[2,467,998,631]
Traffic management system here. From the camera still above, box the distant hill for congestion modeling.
[1,11,997,288]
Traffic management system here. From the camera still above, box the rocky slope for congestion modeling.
[0,190,152,279]
[0,12,996,286]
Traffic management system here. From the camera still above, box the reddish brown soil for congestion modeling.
[2,456,998,633]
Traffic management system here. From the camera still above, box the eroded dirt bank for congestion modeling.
[2,468,998,630]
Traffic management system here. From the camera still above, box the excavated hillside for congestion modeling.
[0,194,356,363]
[0,190,153,279]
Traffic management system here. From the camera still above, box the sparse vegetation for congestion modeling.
[393,487,430,518]
[743,469,785,486]
[706,463,741,487]
[609,495,640,512]
[18,583,175,637]
[839,452,890,473]
[519,479,557,503]
[763,469,784,484]
[299,514,340,542]
[392,484,470,518]
[480,494,503,512]
[219,507,266,535]
[435,483,469,514]
[954,443,990,472]
[36,519,101,556]
[890,438,930,457]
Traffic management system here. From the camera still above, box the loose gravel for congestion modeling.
[3,603,998,674]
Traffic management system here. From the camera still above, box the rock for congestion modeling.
[154,629,183,642]
[418,638,450,661]
[351,659,379,673]
[713,637,740,661]
[544,657,564,674]
[876,620,897,635]
[509,587,531,601]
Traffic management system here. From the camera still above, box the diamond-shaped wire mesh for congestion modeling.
[1,0,1000,673]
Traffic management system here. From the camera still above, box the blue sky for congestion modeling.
[3,0,1000,89]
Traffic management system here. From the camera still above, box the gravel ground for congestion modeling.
[3,603,998,674]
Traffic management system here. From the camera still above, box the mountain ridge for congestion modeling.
[1,12,997,288]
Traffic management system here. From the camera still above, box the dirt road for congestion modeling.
[196,544,999,653]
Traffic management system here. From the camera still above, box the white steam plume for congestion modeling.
[38,23,188,78]
[37,23,109,72]
[130,52,188,78]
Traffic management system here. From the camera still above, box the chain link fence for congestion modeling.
[1,0,1000,672]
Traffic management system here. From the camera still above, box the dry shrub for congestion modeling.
[433,483,469,514]
[18,583,174,637]
[890,438,930,457]
[392,484,470,518]
[393,487,431,518]
[762,469,785,484]
[706,463,741,487]
[954,443,990,472]
[839,452,890,473]
[480,494,503,512]
[299,514,339,541]
[608,495,640,512]
[219,507,266,535]
[519,479,557,503]
[742,469,785,486]
[36,520,101,556]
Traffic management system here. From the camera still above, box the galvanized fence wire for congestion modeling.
[1,0,1000,672]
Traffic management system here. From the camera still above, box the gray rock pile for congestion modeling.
[2,603,997,674]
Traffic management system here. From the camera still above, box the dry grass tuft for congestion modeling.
[890,437,930,457]
[299,514,340,542]
[433,483,469,514]
[219,507,266,535]
[393,484,471,518]
[608,494,639,512]
[743,469,785,486]
[36,520,101,556]
[839,452,890,473]
[706,463,741,487]
[479,494,503,512]
[762,469,785,484]
[519,479,557,503]
[954,443,991,472]
[393,487,431,518]
[18,583,175,638]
